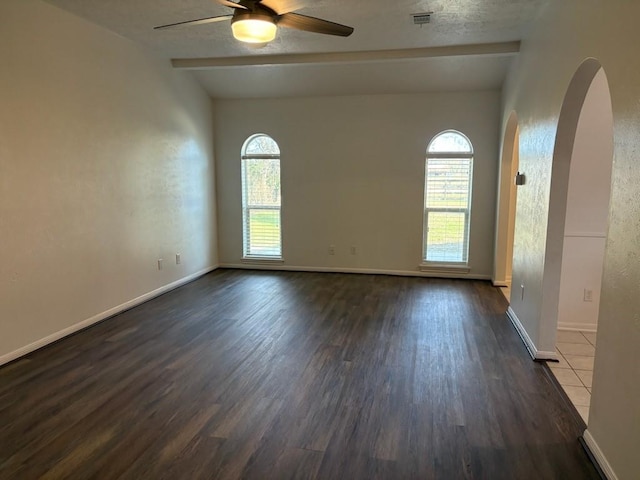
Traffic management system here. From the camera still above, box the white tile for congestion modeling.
[575,370,593,388]
[562,385,591,407]
[582,332,597,346]
[556,330,590,344]
[550,367,583,386]
[576,405,590,423]
[564,355,595,371]
[548,354,571,369]
[557,342,595,357]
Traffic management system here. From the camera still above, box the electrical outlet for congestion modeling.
[158,259,163,270]
[584,289,593,302]
[350,246,357,255]
[176,253,181,265]
[329,245,335,255]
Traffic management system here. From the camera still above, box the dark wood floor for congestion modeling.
[0,270,599,479]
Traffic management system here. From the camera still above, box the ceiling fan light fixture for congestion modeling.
[231,17,277,43]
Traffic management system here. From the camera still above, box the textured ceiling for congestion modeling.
[43,0,546,98]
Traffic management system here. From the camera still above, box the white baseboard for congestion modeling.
[492,275,512,288]
[219,263,492,280]
[0,265,218,367]
[506,307,557,361]
[583,430,618,480]
[499,288,510,302]
[558,323,598,333]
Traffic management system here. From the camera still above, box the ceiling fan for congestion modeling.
[154,0,354,44]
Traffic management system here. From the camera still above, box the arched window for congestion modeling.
[423,130,473,264]
[241,134,282,259]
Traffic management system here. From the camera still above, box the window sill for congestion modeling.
[419,263,470,274]
[242,257,284,265]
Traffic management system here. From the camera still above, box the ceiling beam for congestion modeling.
[170,41,520,69]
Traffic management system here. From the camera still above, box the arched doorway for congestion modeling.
[556,69,612,333]
[541,58,613,344]
[541,59,613,423]
[494,112,520,300]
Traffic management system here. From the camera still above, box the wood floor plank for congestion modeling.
[0,270,600,479]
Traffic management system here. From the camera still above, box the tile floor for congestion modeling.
[549,330,596,423]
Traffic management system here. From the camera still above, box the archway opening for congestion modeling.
[494,112,520,300]
[557,69,612,334]
[542,59,613,424]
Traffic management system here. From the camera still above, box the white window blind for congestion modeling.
[423,131,473,264]
[242,134,282,259]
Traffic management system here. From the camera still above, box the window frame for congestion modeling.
[422,130,474,266]
[241,133,283,261]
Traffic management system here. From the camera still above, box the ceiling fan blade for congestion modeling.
[215,0,248,10]
[154,14,233,30]
[277,13,354,37]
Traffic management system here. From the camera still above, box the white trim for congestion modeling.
[219,263,491,280]
[426,152,474,159]
[241,154,279,160]
[0,266,218,367]
[564,231,607,238]
[499,288,510,302]
[491,274,511,287]
[558,323,598,333]
[171,41,521,69]
[506,307,558,361]
[241,257,284,264]
[419,264,471,274]
[583,430,618,480]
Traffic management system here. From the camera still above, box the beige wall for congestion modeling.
[0,0,217,361]
[214,92,500,277]
[502,1,639,478]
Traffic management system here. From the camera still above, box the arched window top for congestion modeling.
[243,133,280,156]
[427,130,473,154]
